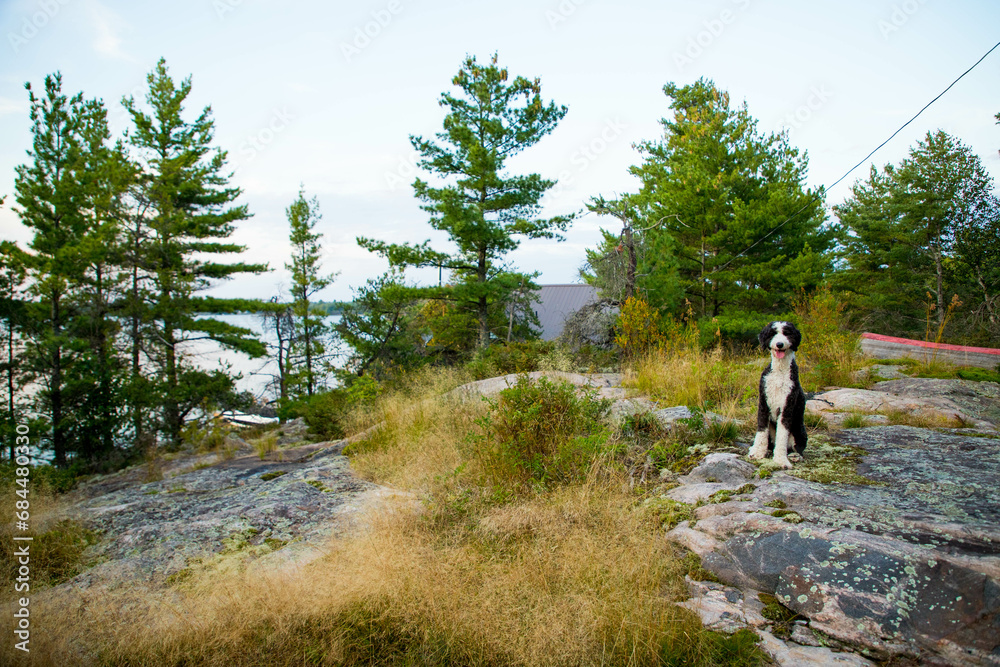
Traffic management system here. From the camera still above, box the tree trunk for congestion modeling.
[624,225,636,300]
[935,249,945,330]
[6,322,15,464]
[163,321,180,449]
[51,292,66,467]
[478,248,490,349]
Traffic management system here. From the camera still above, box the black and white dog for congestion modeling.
[747,321,807,469]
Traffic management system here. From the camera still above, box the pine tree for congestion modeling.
[359,53,572,349]
[124,58,267,447]
[14,73,106,466]
[835,130,997,338]
[285,188,336,397]
[627,78,830,317]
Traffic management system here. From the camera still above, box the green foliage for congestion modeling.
[841,413,868,429]
[285,187,337,397]
[465,341,554,379]
[469,376,611,491]
[123,58,267,447]
[336,269,423,379]
[834,130,997,342]
[294,375,385,442]
[358,53,572,350]
[696,310,789,348]
[624,78,830,318]
[956,367,1000,383]
[614,296,665,358]
[659,627,765,667]
[641,497,694,531]
[794,286,868,390]
[758,593,805,639]
[1,517,98,593]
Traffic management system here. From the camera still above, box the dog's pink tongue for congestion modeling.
[774,350,786,359]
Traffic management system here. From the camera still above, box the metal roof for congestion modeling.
[533,284,599,341]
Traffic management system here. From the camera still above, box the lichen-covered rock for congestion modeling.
[872,378,1000,425]
[668,426,1000,665]
[665,454,756,503]
[59,440,407,588]
[805,388,992,429]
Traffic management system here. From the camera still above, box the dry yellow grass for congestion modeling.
[1,367,767,667]
[623,346,762,429]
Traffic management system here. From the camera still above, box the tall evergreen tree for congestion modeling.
[625,78,830,317]
[359,53,573,349]
[14,73,110,466]
[124,58,267,447]
[835,130,997,338]
[285,188,336,397]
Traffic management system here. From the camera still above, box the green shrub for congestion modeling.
[956,367,1000,383]
[469,375,612,491]
[465,341,555,380]
[794,287,867,390]
[697,310,792,349]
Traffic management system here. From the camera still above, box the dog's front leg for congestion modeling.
[748,389,770,460]
[772,422,793,469]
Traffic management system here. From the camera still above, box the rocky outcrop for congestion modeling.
[806,378,1000,429]
[59,439,410,587]
[665,427,1000,666]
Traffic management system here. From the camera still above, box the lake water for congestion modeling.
[186,313,343,401]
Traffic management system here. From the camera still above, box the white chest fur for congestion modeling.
[764,356,795,420]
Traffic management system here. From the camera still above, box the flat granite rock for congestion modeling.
[59,441,408,587]
[667,427,1000,666]
[872,378,1000,425]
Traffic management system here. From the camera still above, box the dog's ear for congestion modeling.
[787,323,802,351]
[758,323,773,350]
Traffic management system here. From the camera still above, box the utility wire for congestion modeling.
[717,39,1000,272]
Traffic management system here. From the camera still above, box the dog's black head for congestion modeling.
[758,321,801,357]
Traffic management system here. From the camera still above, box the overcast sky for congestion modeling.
[1,0,998,303]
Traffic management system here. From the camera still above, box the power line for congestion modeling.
[718,39,1000,272]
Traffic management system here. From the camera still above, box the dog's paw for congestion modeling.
[747,446,767,460]
[788,452,803,463]
[773,457,793,470]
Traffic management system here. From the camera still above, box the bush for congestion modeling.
[469,375,612,491]
[615,296,666,358]
[794,287,867,390]
[697,310,793,349]
[465,341,554,380]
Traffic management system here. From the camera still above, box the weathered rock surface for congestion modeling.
[666,427,1000,666]
[806,387,995,429]
[449,370,625,401]
[873,378,1000,425]
[59,440,409,587]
